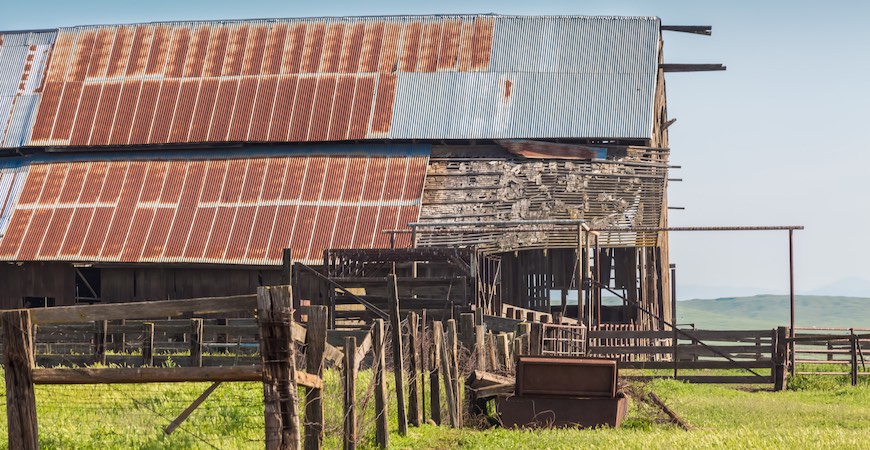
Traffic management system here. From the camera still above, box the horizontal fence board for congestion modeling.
[624,375,773,384]
[26,295,259,324]
[619,360,773,370]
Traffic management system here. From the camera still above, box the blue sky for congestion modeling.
[3,1,868,298]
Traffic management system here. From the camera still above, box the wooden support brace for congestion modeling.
[373,319,389,449]
[343,336,357,450]
[407,312,423,426]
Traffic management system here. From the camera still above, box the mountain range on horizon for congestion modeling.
[676,276,870,301]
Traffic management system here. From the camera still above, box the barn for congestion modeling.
[0,14,694,330]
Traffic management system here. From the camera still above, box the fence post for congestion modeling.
[372,319,389,449]
[407,312,423,427]
[446,319,462,428]
[774,326,788,391]
[460,313,475,354]
[851,332,859,387]
[94,320,107,365]
[190,318,203,367]
[257,285,301,450]
[2,310,38,450]
[475,325,487,369]
[142,322,154,367]
[343,336,357,450]
[112,319,126,353]
[529,322,543,356]
[497,333,512,372]
[305,306,328,450]
[387,274,408,435]
[429,321,442,425]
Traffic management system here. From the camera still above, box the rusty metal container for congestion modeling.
[516,356,618,398]
[496,393,628,429]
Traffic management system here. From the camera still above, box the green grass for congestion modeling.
[678,295,870,329]
[1,367,869,449]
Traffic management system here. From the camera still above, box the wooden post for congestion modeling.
[142,322,155,367]
[305,306,328,450]
[851,333,859,387]
[430,321,443,426]
[190,318,203,367]
[257,285,301,450]
[407,312,423,427]
[496,333,512,372]
[387,274,408,435]
[439,322,459,428]
[774,326,788,391]
[529,322,543,356]
[459,313,475,354]
[372,319,389,449]
[486,332,499,371]
[94,319,108,365]
[112,319,127,353]
[475,325,487,370]
[2,310,38,450]
[343,336,357,450]
[446,319,462,428]
[515,322,531,356]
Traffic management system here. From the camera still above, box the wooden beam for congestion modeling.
[343,336,357,450]
[27,294,257,324]
[257,285,302,450]
[388,274,409,435]
[660,63,726,72]
[2,310,38,450]
[373,319,390,449]
[304,306,328,450]
[30,366,322,388]
[661,25,712,36]
[164,382,221,435]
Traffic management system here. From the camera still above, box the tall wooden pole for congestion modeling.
[304,306,328,450]
[388,274,408,435]
[372,319,390,449]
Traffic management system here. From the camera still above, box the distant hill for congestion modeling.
[676,295,870,330]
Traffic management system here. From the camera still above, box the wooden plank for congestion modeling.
[164,382,221,435]
[677,330,775,341]
[407,312,422,427]
[446,319,462,427]
[257,285,301,450]
[624,375,772,384]
[372,319,389,449]
[483,314,520,334]
[93,320,107,365]
[475,325,487,369]
[189,319,203,368]
[304,306,328,450]
[142,322,154,367]
[343,336,357,450]
[619,360,773,370]
[774,326,788,391]
[27,294,258,324]
[387,274,408,435]
[660,63,726,72]
[439,321,458,428]
[353,331,373,372]
[429,321,443,426]
[2,310,38,450]
[589,345,771,356]
[31,365,320,388]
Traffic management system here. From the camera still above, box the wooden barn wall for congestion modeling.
[99,267,283,302]
[0,262,75,309]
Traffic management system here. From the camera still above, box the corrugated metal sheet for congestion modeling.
[0,31,56,147]
[22,15,658,147]
[0,145,428,265]
[0,161,29,236]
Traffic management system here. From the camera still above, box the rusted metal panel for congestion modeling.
[16,15,658,148]
[496,395,628,429]
[0,145,428,265]
[516,356,618,398]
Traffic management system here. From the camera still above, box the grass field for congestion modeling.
[2,366,868,449]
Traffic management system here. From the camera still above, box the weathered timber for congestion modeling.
[94,320,108,365]
[142,322,155,367]
[343,336,357,450]
[475,325,487,370]
[647,392,691,431]
[305,306,328,450]
[661,25,712,35]
[660,63,726,72]
[164,382,221,435]
[446,319,462,427]
[387,274,408,435]
[29,366,321,386]
[407,312,423,427]
[3,310,38,450]
[430,321,443,426]
[373,319,389,449]
[439,322,459,428]
[529,322,543,356]
[496,333,512,371]
[190,318,203,368]
[257,286,301,450]
[29,294,258,324]
[774,326,788,391]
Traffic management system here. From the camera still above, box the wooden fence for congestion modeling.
[789,327,869,385]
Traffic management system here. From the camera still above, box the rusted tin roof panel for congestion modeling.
[0,145,428,265]
[0,161,29,236]
[0,31,56,147]
[17,15,658,147]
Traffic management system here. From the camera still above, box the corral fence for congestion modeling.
[789,327,869,386]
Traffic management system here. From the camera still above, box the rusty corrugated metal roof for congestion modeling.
[0,145,428,265]
[16,15,659,148]
[0,31,56,147]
